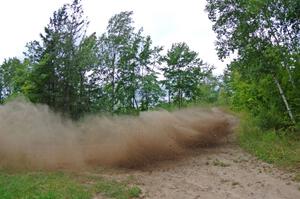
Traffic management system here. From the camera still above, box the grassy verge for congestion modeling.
[91,177,141,199]
[237,115,300,179]
[0,170,141,199]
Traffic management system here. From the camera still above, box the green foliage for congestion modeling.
[156,102,182,112]
[0,58,30,102]
[0,0,220,119]
[220,63,298,129]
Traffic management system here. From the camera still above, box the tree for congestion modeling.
[138,36,163,111]
[0,5,223,119]
[92,11,163,114]
[92,11,136,113]
[0,58,29,100]
[162,42,214,107]
[25,0,95,119]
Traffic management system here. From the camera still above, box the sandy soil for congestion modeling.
[94,139,300,199]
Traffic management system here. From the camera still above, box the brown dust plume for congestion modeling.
[0,100,235,170]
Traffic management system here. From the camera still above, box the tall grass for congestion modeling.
[238,114,300,169]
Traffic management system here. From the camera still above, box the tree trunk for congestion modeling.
[273,75,296,124]
[133,97,139,110]
[285,64,296,89]
[0,87,2,103]
[111,53,116,112]
[266,18,296,88]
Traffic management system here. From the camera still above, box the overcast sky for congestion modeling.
[0,0,228,74]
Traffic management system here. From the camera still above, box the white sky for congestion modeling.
[0,0,228,75]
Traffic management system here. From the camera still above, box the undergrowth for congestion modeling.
[238,114,300,175]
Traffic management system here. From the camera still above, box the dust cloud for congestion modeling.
[0,100,234,170]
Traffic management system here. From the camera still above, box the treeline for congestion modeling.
[206,0,300,129]
[0,0,218,119]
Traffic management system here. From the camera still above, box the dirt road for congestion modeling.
[95,139,300,199]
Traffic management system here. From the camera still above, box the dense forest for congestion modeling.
[0,0,299,130]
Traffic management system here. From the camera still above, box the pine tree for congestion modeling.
[25,0,95,119]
